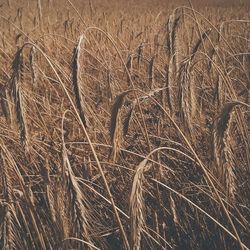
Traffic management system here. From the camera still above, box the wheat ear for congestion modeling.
[213,102,249,200]
[129,158,151,250]
[62,145,94,249]
[72,35,89,128]
[10,48,29,150]
[110,90,131,161]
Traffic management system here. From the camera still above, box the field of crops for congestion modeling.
[0,0,250,249]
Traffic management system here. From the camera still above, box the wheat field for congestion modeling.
[0,0,249,249]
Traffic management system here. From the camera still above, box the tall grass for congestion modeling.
[0,0,249,249]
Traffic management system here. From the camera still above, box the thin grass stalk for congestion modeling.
[148,56,155,89]
[126,54,133,84]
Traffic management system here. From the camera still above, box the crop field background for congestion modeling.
[0,0,250,249]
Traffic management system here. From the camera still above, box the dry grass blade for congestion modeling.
[126,54,133,84]
[190,28,211,60]
[106,67,113,101]
[72,35,89,128]
[148,56,155,89]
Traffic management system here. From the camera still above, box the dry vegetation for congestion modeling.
[0,0,250,249]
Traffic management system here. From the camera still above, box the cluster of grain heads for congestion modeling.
[212,101,249,201]
[177,28,211,136]
[72,35,89,128]
[0,1,249,249]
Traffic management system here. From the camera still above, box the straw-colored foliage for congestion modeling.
[0,0,249,249]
